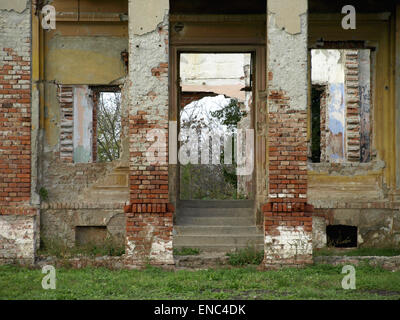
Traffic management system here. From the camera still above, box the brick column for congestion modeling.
[0,3,39,265]
[263,0,313,268]
[124,0,174,266]
[344,50,361,162]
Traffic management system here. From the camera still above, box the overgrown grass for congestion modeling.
[226,247,264,266]
[1,264,400,300]
[173,248,201,256]
[38,237,125,259]
[314,247,400,257]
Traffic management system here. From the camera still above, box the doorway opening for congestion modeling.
[178,53,254,200]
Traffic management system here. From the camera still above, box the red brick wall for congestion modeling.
[125,211,173,264]
[126,15,173,265]
[263,93,313,267]
[0,51,31,207]
[0,5,40,265]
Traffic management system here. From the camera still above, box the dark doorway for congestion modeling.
[327,225,358,248]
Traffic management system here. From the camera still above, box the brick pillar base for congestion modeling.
[124,204,174,266]
[0,208,40,266]
[263,202,313,268]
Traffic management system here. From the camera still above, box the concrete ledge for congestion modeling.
[314,255,400,271]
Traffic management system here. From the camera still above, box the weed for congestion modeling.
[226,246,264,266]
[173,247,201,256]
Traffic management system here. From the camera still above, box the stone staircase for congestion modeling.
[174,200,264,253]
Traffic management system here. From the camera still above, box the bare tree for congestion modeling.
[97,92,121,162]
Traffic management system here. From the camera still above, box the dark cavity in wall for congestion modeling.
[75,226,107,246]
[327,225,358,248]
[311,85,322,163]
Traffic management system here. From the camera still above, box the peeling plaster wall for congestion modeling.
[268,0,307,35]
[0,215,38,265]
[73,86,93,163]
[37,2,130,251]
[313,208,400,248]
[45,36,128,85]
[267,9,308,111]
[264,0,312,267]
[40,208,126,248]
[131,0,169,35]
[264,226,312,263]
[125,0,173,265]
[0,0,28,13]
[0,1,39,265]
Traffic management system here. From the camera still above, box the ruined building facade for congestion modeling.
[1,0,400,267]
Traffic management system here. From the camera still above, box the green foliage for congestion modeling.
[210,99,247,131]
[39,187,48,202]
[211,99,247,192]
[2,264,400,300]
[173,247,201,256]
[226,247,264,266]
[97,92,122,162]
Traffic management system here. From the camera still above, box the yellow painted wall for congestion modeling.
[308,14,396,199]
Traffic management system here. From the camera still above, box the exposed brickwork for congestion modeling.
[263,202,313,266]
[264,98,313,267]
[264,3,312,267]
[125,211,173,265]
[267,103,308,203]
[0,214,38,265]
[0,6,38,265]
[0,46,32,206]
[57,85,74,163]
[126,7,173,265]
[129,18,170,206]
[344,50,361,162]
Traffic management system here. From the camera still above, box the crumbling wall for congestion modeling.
[0,1,39,265]
[124,0,174,265]
[313,207,400,248]
[263,0,313,268]
[37,1,130,250]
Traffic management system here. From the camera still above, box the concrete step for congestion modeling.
[179,200,253,208]
[178,207,254,218]
[174,225,261,235]
[174,252,229,269]
[176,216,255,226]
[174,234,263,247]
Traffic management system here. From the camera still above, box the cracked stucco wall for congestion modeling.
[0,0,28,13]
[130,0,169,35]
[267,0,308,111]
[126,0,173,265]
[268,0,307,35]
[265,0,312,266]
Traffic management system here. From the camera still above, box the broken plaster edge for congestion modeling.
[268,0,308,35]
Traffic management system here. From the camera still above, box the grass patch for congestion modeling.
[173,248,201,256]
[38,237,125,259]
[226,247,264,266]
[314,247,400,257]
[1,264,400,300]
